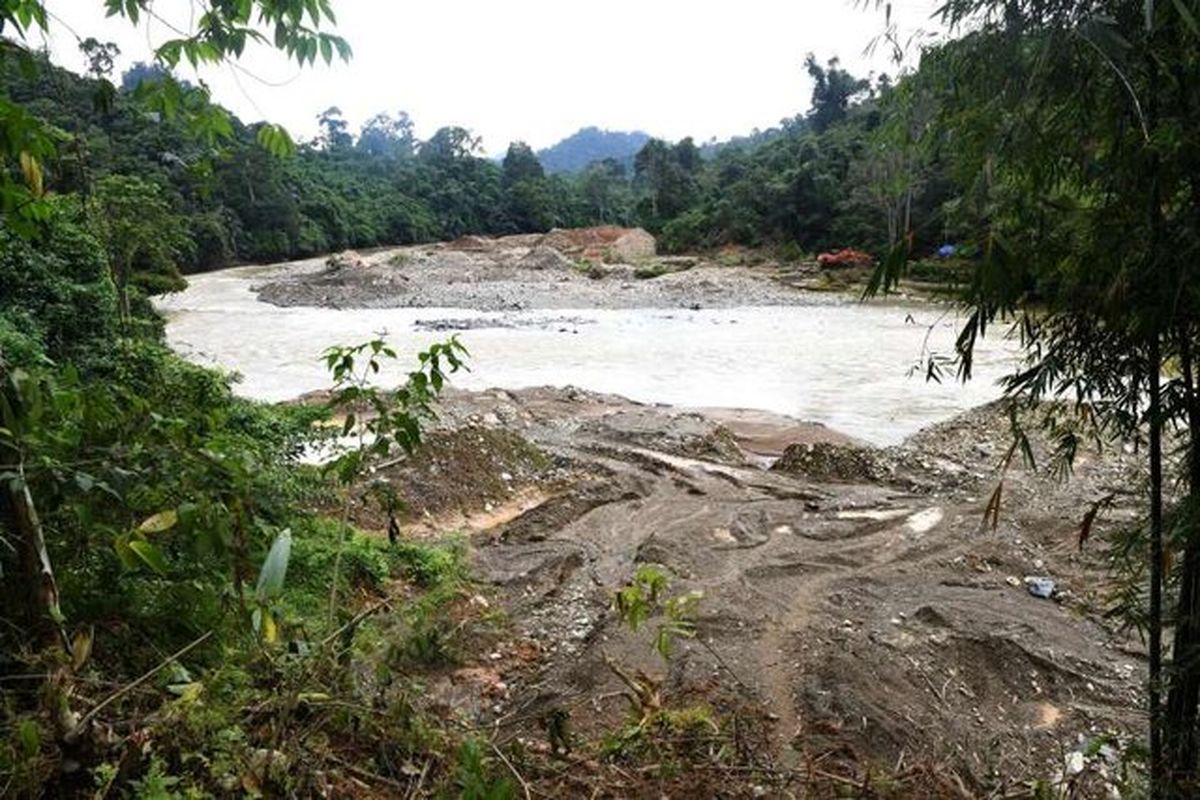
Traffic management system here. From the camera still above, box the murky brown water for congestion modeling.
[157,261,1018,445]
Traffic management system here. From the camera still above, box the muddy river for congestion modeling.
[157,262,1018,445]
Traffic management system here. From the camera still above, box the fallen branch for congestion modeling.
[318,597,392,650]
[67,630,213,742]
[324,752,408,792]
[696,637,755,695]
[489,741,532,800]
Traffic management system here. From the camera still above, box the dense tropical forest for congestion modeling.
[2,39,944,291]
[5,0,1200,797]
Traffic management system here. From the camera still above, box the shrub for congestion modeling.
[0,203,119,367]
[188,212,235,272]
[659,209,710,254]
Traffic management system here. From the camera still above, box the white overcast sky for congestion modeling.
[38,1,943,155]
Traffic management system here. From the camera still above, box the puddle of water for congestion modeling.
[158,264,1019,445]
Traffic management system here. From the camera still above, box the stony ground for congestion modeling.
[253,231,817,311]
[338,386,1149,797]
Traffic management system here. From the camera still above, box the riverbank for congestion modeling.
[253,229,842,311]
[319,384,1146,795]
[152,232,1143,793]
[160,260,1013,445]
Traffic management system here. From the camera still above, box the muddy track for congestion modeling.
[374,387,1148,790]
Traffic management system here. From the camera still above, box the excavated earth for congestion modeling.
[254,230,811,311]
[341,385,1149,795]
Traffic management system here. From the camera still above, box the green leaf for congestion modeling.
[256,123,296,157]
[255,528,292,601]
[128,539,169,575]
[16,720,39,757]
[167,682,203,700]
[113,536,140,569]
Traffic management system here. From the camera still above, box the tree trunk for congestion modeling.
[1167,332,1200,794]
[108,253,130,326]
[1149,335,1166,798]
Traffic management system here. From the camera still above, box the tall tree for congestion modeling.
[634,137,697,227]
[418,126,482,162]
[579,158,632,224]
[501,140,545,186]
[357,110,415,159]
[94,174,187,321]
[315,106,353,151]
[805,54,870,133]
[501,141,554,231]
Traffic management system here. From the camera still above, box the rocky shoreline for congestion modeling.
[253,228,824,311]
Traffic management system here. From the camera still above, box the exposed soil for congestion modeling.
[343,385,1148,795]
[253,229,813,311]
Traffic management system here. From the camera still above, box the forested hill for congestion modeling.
[535,127,651,174]
[6,49,947,290]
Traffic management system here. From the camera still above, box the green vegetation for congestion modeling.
[3,31,948,277]
[0,4,500,797]
[9,0,1200,795]
[863,1,1200,795]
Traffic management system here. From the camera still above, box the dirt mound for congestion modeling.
[343,425,556,533]
[254,228,809,310]
[578,408,747,465]
[516,245,574,271]
[446,234,492,251]
[771,441,884,482]
[323,249,367,272]
[538,226,656,262]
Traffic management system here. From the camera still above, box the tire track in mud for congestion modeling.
[478,428,962,761]
[430,388,1146,784]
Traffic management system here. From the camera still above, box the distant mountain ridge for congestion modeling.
[536,127,651,174]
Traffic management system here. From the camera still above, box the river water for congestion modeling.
[157,262,1019,445]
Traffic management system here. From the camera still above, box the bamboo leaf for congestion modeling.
[1078,493,1115,550]
[71,627,94,671]
[1171,0,1199,35]
[18,152,43,197]
[982,480,1004,530]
